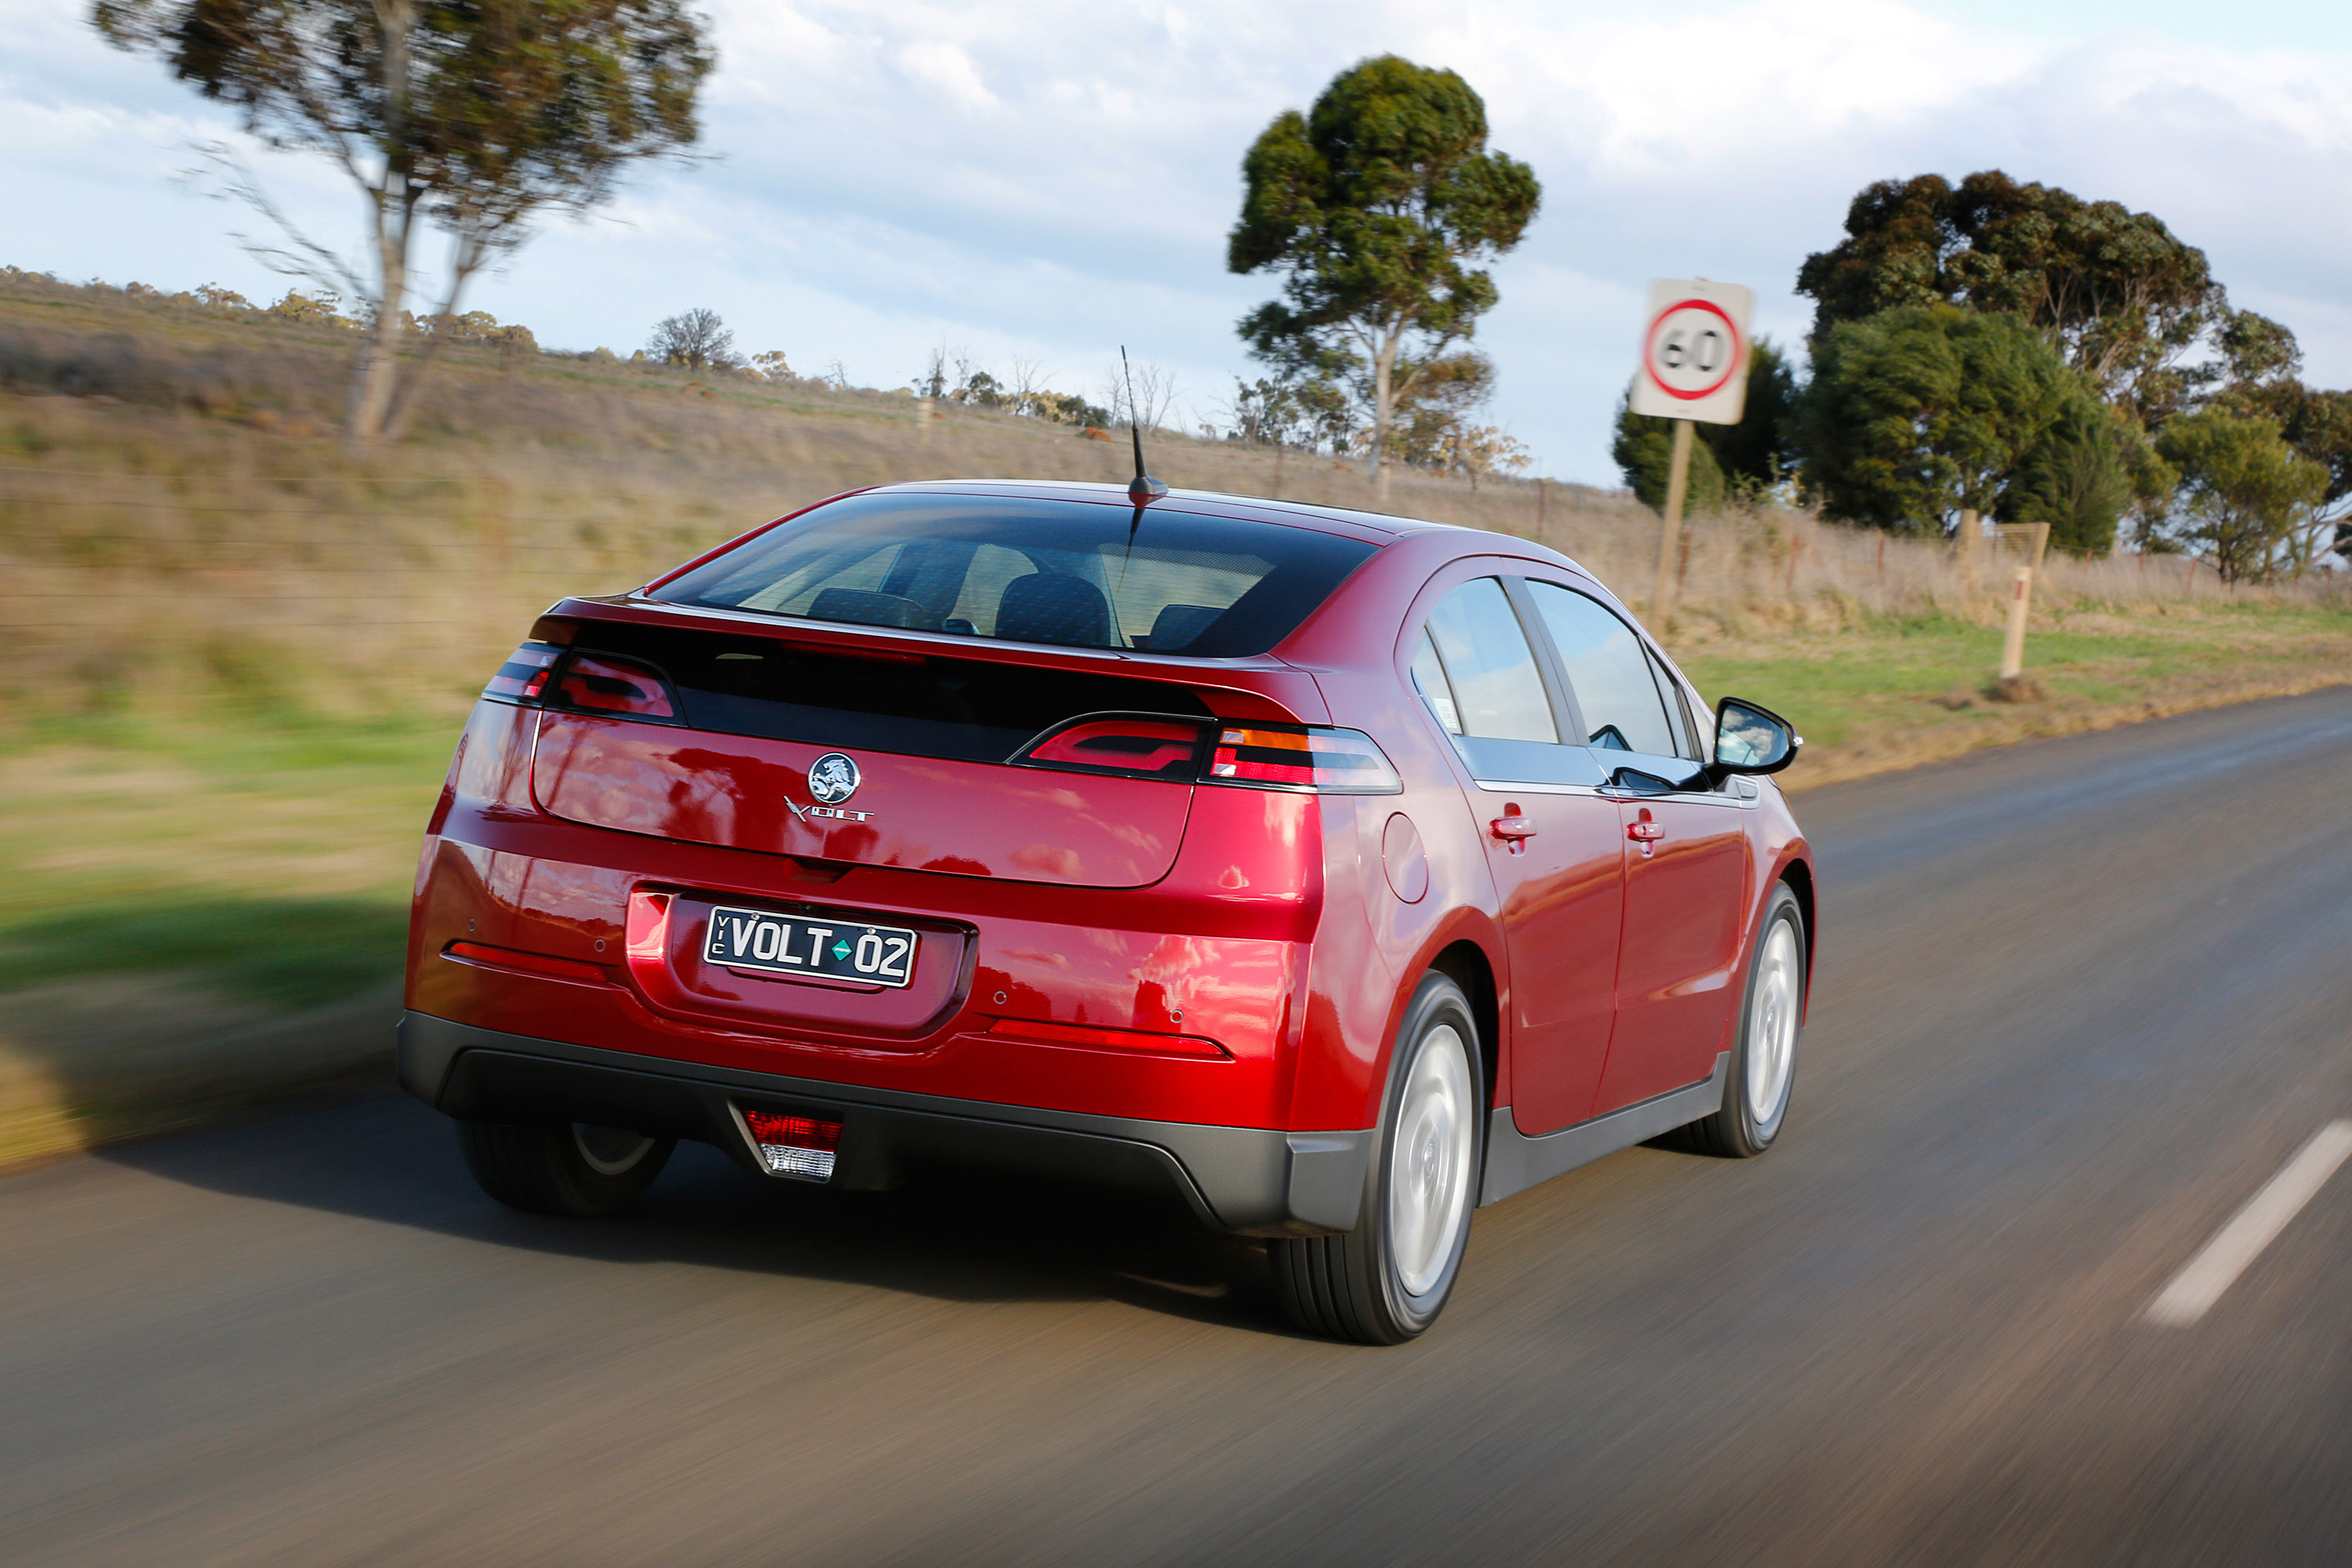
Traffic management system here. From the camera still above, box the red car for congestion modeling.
[401,479,1813,1343]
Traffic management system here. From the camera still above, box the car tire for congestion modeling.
[1270,973,1484,1345]
[1663,883,1805,1159]
[457,1120,676,1217]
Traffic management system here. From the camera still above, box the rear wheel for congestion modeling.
[457,1120,675,1217]
[1665,884,1805,1158]
[1271,973,1483,1345]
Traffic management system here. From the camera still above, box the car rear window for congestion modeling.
[652,492,1379,658]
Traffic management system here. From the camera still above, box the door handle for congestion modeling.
[1489,811,1537,854]
[1627,808,1664,858]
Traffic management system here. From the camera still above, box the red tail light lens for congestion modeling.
[1019,715,1206,778]
[550,652,680,720]
[1207,725,1402,794]
[482,641,562,701]
[742,1109,844,1182]
[482,644,680,723]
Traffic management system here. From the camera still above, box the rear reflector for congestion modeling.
[742,1109,843,1181]
[443,941,608,983]
[1207,725,1401,794]
[985,1017,1231,1059]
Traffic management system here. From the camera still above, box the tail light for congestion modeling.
[482,641,562,701]
[741,1109,843,1181]
[1013,713,1399,793]
[482,643,681,723]
[1018,714,1205,778]
[1208,725,1401,794]
[552,653,679,719]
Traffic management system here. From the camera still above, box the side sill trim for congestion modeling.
[1478,1051,1730,1207]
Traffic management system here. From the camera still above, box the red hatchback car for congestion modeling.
[401,480,1813,1343]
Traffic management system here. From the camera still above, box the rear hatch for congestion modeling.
[529,617,1216,887]
[519,487,1384,887]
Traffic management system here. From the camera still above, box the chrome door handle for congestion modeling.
[1490,815,1537,841]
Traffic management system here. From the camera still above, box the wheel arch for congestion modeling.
[1426,938,1500,1112]
[1772,851,1816,1020]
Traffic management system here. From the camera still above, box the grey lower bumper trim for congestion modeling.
[1479,1052,1731,1207]
[397,1012,1369,1236]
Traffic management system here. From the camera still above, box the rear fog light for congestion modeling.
[742,1109,844,1181]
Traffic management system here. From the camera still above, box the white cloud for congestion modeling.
[2,0,2350,483]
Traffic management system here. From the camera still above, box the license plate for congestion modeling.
[704,906,918,988]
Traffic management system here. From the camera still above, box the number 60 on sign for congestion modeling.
[1630,278,1754,426]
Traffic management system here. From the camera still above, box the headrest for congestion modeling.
[1145,602,1222,652]
[808,586,926,629]
[995,573,1109,647]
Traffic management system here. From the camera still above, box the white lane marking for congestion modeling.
[2145,1120,2352,1327]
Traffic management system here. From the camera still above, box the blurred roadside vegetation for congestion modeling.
[2,268,2347,1168]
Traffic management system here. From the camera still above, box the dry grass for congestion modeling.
[1,266,2347,1171]
[9,267,2336,732]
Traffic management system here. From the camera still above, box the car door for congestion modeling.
[1411,576,1624,1136]
[1521,580,1753,1112]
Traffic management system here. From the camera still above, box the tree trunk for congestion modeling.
[343,0,418,448]
[344,197,408,446]
[1369,326,1401,500]
[381,251,481,444]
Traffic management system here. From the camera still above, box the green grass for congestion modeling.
[1679,604,2352,763]
[0,895,409,1009]
[0,705,455,1001]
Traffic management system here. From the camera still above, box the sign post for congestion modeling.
[1632,278,1754,628]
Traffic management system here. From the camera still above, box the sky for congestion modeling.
[4,0,2350,484]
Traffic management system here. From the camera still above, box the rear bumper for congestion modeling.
[399,1011,1370,1236]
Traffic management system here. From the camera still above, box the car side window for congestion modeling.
[1421,579,1557,743]
[1648,649,1699,760]
[1409,628,1463,735]
[1524,581,1676,757]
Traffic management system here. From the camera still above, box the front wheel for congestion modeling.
[1271,973,1484,1345]
[457,1120,675,1216]
[1668,883,1806,1158]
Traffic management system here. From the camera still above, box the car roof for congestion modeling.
[865,478,1452,539]
[860,477,1595,575]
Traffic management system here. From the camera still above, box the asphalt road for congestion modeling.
[7,688,2352,1566]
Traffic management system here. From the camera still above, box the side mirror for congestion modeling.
[1708,697,1800,781]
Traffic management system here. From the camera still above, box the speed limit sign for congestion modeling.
[1630,278,1754,425]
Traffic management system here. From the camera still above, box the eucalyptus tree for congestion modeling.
[94,0,713,445]
[1229,55,1539,493]
[1797,172,2223,426]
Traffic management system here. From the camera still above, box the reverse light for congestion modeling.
[1207,725,1402,794]
[742,1109,844,1182]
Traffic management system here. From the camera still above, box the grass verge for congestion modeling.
[1684,601,2352,786]
[0,710,446,1167]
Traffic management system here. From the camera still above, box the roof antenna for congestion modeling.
[1121,347,1168,503]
